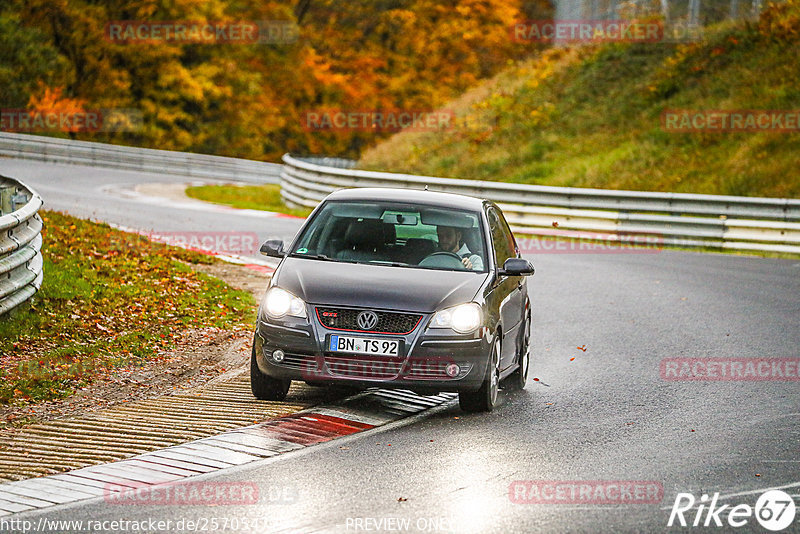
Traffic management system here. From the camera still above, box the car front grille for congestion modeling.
[324,355,403,380]
[316,307,422,334]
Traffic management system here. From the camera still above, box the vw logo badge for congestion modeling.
[356,311,379,330]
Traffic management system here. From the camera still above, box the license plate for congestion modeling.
[328,335,401,357]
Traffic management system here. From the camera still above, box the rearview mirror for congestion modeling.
[260,239,285,258]
[499,258,534,276]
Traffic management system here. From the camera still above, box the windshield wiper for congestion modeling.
[290,254,364,265]
[370,261,410,267]
[290,253,335,261]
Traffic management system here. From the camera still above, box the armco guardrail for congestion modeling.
[0,176,43,316]
[281,154,800,254]
[0,132,281,184]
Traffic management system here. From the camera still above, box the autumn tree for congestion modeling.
[3,0,536,159]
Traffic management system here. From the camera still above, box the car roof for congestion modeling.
[324,187,487,212]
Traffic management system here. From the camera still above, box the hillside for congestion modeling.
[359,1,800,198]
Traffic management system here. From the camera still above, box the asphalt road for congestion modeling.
[2,159,799,533]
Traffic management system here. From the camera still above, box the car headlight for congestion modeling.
[429,303,482,334]
[264,287,307,319]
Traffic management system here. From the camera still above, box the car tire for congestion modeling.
[250,342,291,401]
[507,310,531,390]
[459,336,500,413]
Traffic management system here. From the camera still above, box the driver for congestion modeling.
[436,226,483,271]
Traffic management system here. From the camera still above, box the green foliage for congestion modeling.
[0,11,70,107]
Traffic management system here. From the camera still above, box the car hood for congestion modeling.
[273,257,487,313]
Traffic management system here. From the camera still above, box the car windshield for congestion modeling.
[290,200,487,272]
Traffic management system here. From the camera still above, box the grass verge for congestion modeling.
[0,211,256,405]
[185,183,311,218]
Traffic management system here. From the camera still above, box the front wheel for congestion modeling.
[459,336,500,413]
[251,341,291,401]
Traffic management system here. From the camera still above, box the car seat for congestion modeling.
[336,220,387,262]
[403,238,437,264]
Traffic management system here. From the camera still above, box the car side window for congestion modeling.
[499,211,519,259]
[488,207,516,267]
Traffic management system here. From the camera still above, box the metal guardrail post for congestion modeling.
[12,192,30,212]
[0,185,13,215]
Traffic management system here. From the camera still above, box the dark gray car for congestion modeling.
[253,188,534,412]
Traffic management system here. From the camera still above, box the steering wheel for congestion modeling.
[418,251,465,269]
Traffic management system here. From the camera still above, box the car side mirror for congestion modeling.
[260,239,285,258]
[499,258,534,276]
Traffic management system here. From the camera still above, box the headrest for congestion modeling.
[382,223,396,244]
[344,220,385,249]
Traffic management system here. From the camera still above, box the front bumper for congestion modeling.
[254,308,492,393]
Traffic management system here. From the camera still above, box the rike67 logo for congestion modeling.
[668,489,796,531]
